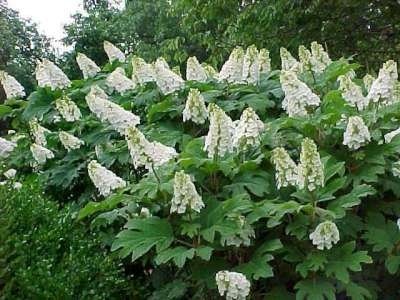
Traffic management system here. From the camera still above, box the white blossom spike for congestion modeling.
[215,271,250,300]
[233,107,264,151]
[202,63,218,79]
[86,86,140,134]
[55,97,82,122]
[154,59,185,95]
[271,147,298,189]
[343,116,371,150]
[298,45,312,72]
[186,56,207,82]
[0,137,16,158]
[204,103,235,158]
[103,41,125,63]
[242,45,260,84]
[131,56,156,84]
[280,47,300,72]
[0,71,25,99]
[367,60,398,105]
[363,74,375,93]
[182,88,208,124]
[155,57,170,70]
[280,70,321,117]
[29,118,50,146]
[170,170,204,214]
[59,131,84,151]
[338,73,369,110]
[309,221,340,250]
[30,143,54,165]
[106,67,136,93]
[297,138,324,191]
[310,41,332,74]
[76,53,100,79]
[87,160,126,197]
[258,48,271,74]
[219,47,245,83]
[35,59,71,90]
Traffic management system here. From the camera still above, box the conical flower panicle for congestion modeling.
[106,67,136,93]
[0,71,25,99]
[76,53,100,79]
[271,147,298,189]
[363,74,375,93]
[309,41,332,74]
[232,107,264,151]
[309,221,340,250]
[242,45,260,84]
[215,271,250,300]
[131,56,156,84]
[186,56,207,82]
[55,97,82,122]
[219,47,245,83]
[29,118,50,147]
[59,131,84,151]
[87,160,126,197]
[258,48,271,74]
[182,88,208,124]
[298,45,312,72]
[202,63,218,79]
[86,86,140,134]
[204,104,235,158]
[30,143,54,165]
[35,59,71,90]
[280,70,321,117]
[367,60,398,105]
[297,138,324,191]
[280,47,300,72]
[0,137,16,158]
[343,116,371,150]
[338,73,369,110]
[154,59,185,95]
[103,41,125,63]
[170,170,204,214]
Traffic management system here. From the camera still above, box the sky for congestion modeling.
[7,0,85,53]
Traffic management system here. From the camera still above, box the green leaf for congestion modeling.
[325,242,372,283]
[195,246,213,261]
[22,88,59,120]
[224,170,272,197]
[78,194,130,220]
[385,255,400,274]
[155,246,195,268]
[345,282,372,300]
[296,251,328,278]
[0,104,12,117]
[295,278,336,300]
[112,217,174,261]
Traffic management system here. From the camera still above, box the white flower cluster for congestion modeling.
[0,71,25,99]
[29,118,50,146]
[392,161,400,178]
[297,138,324,191]
[3,168,16,179]
[35,59,71,90]
[232,107,264,151]
[76,53,100,79]
[271,147,298,189]
[367,60,398,105]
[338,73,369,110]
[221,216,255,247]
[55,97,82,122]
[125,126,177,170]
[103,41,125,63]
[0,137,16,158]
[88,160,126,197]
[343,116,371,150]
[30,143,54,165]
[131,56,156,84]
[309,221,340,250]
[298,45,312,72]
[384,127,400,144]
[215,271,250,300]
[59,131,84,151]
[280,70,321,117]
[86,86,140,134]
[204,103,235,158]
[259,48,271,74]
[219,47,245,83]
[182,88,208,124]
[1,169,21,190]
[242,45,261,84]
[154,58,185,95]
[280,47,300,72]
[203,63,218,79]
[106,67,136,93]
[363,74,375,92]
[170,170,204,214]
[309,41,332,74]
[186,56,207,82]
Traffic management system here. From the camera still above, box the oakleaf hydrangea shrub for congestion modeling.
[1,40,400,299]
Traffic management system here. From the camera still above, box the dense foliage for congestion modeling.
[0,176,130,299]
[1,40,400,299]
